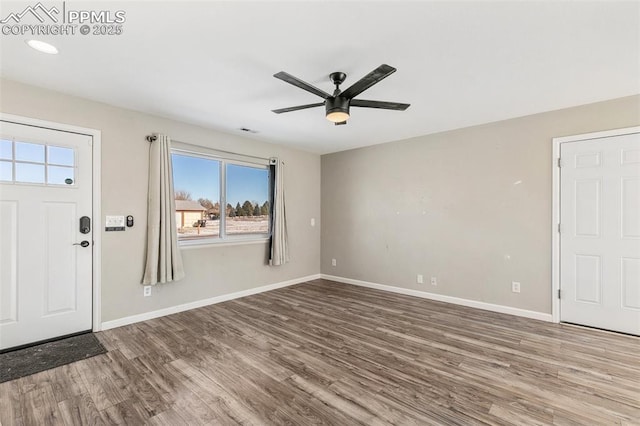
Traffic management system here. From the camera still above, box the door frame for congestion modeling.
[551,125,640,323]
[0,113,102,332]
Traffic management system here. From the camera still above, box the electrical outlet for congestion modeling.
[512,281,521,293]
[143,285,152,297]
[417,274,423,284]
[331,258,337,267]
[431,276,437,286]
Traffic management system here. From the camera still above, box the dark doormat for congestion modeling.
[0,333,107,383]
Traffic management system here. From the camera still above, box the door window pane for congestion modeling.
[0,140,12,160]
[48,166,74,185]
[226,164,269,235]
[15,163,45,183]
[0,161,12,181]
[2,141,78,187]
[15,142,44,163]
[48,146,74,166]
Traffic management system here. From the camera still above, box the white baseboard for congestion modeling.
[321,274,553,322]
[100,274,321,331]
[101,273,552,331]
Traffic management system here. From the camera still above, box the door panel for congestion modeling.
[574,254,601,304]
[621,177,640,238]
[622,148,640,165]
[44,202,77,315]
[0,201,18,325]
[560,132,640,335]
[621,257,640,309]
[574,179,601,237]
[0,121,92,350]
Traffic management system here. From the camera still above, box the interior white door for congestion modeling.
[560,132,640,335]
[0,121,93,350]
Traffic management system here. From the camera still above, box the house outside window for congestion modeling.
[175,199,210,237]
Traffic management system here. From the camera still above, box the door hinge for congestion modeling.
[558,223,561,233]
[557,158,563,168]
[558,289,561,299]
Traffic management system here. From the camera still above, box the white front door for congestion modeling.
[560,131,640,335]
[0,121,93,350]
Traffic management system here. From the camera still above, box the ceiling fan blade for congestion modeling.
[340,64,397,99]
[350,99,410,111]
[272,102,325,114]
[274,71,331,99]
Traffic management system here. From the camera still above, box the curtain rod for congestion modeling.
[145,134,271,162]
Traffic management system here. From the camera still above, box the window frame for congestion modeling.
[171,144,272,248]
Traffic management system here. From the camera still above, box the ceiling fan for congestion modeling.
[272,64,410,125]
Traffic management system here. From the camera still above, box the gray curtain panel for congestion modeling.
[270,158,289,266]
[142,134,185,284]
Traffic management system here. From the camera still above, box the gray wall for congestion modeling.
[321,95,640,315]
[0,79,321,323]
[3,77,638,322]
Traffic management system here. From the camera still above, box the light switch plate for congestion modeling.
[106,215,125,231]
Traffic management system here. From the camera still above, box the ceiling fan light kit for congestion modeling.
[325,98,350,123]
[272,64,410,126]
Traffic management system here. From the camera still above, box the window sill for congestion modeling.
[179,237,269,250]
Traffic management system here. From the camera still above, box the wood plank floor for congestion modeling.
[1,279,639,425]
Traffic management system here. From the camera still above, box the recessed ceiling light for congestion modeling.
[26,40,58,55]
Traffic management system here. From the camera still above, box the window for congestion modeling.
[226,164,270,235]
[171,148,271,244]
[0,139,76,185]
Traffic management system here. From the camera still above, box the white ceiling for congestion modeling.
[1,1,639,154]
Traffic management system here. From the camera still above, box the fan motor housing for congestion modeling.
[325,96,350,116]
